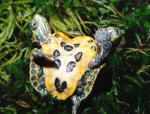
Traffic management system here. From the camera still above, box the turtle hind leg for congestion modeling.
[71,66,105,114]
[71,95,81,114]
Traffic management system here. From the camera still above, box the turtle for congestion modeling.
[29,14,122,114]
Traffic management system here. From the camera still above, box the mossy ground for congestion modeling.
[0,0,150,114]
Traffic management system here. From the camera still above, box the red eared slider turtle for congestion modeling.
[29,14,122,114]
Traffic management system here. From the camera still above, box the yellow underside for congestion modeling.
[40,32,98,100]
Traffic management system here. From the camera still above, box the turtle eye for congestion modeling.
[31,21,38,30]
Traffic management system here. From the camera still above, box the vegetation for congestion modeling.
[0,0,150,113]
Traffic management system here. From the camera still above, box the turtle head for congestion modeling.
[30,14,51,45]
[107,27,122,43]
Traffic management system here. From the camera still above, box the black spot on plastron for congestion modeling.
[54,59,61,69]
[53,50,60,57]
[64,45,73,51]
[60,42,65,47]
[33,82,38,87]
[91,45,96,51]
[66,61,76,72]
[31,76,36,80]
[75,52,82,62]
[62,81,67,89]
[55,77,60,88]
[54,34,59,38]
[56,88,64,93]
[74,43,80,48]
[88,40,93,43]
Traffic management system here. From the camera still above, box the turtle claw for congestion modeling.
[71,95,80,114]
[32,49,43,57]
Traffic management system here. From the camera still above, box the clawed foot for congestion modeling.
[32,49,53,58]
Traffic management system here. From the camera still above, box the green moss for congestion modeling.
[0,0,150,113]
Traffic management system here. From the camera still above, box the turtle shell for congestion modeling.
[30,32,99,100]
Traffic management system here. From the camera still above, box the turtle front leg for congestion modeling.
[32,48,53,58]
[89,27,122,68]
[71,95,81,114]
